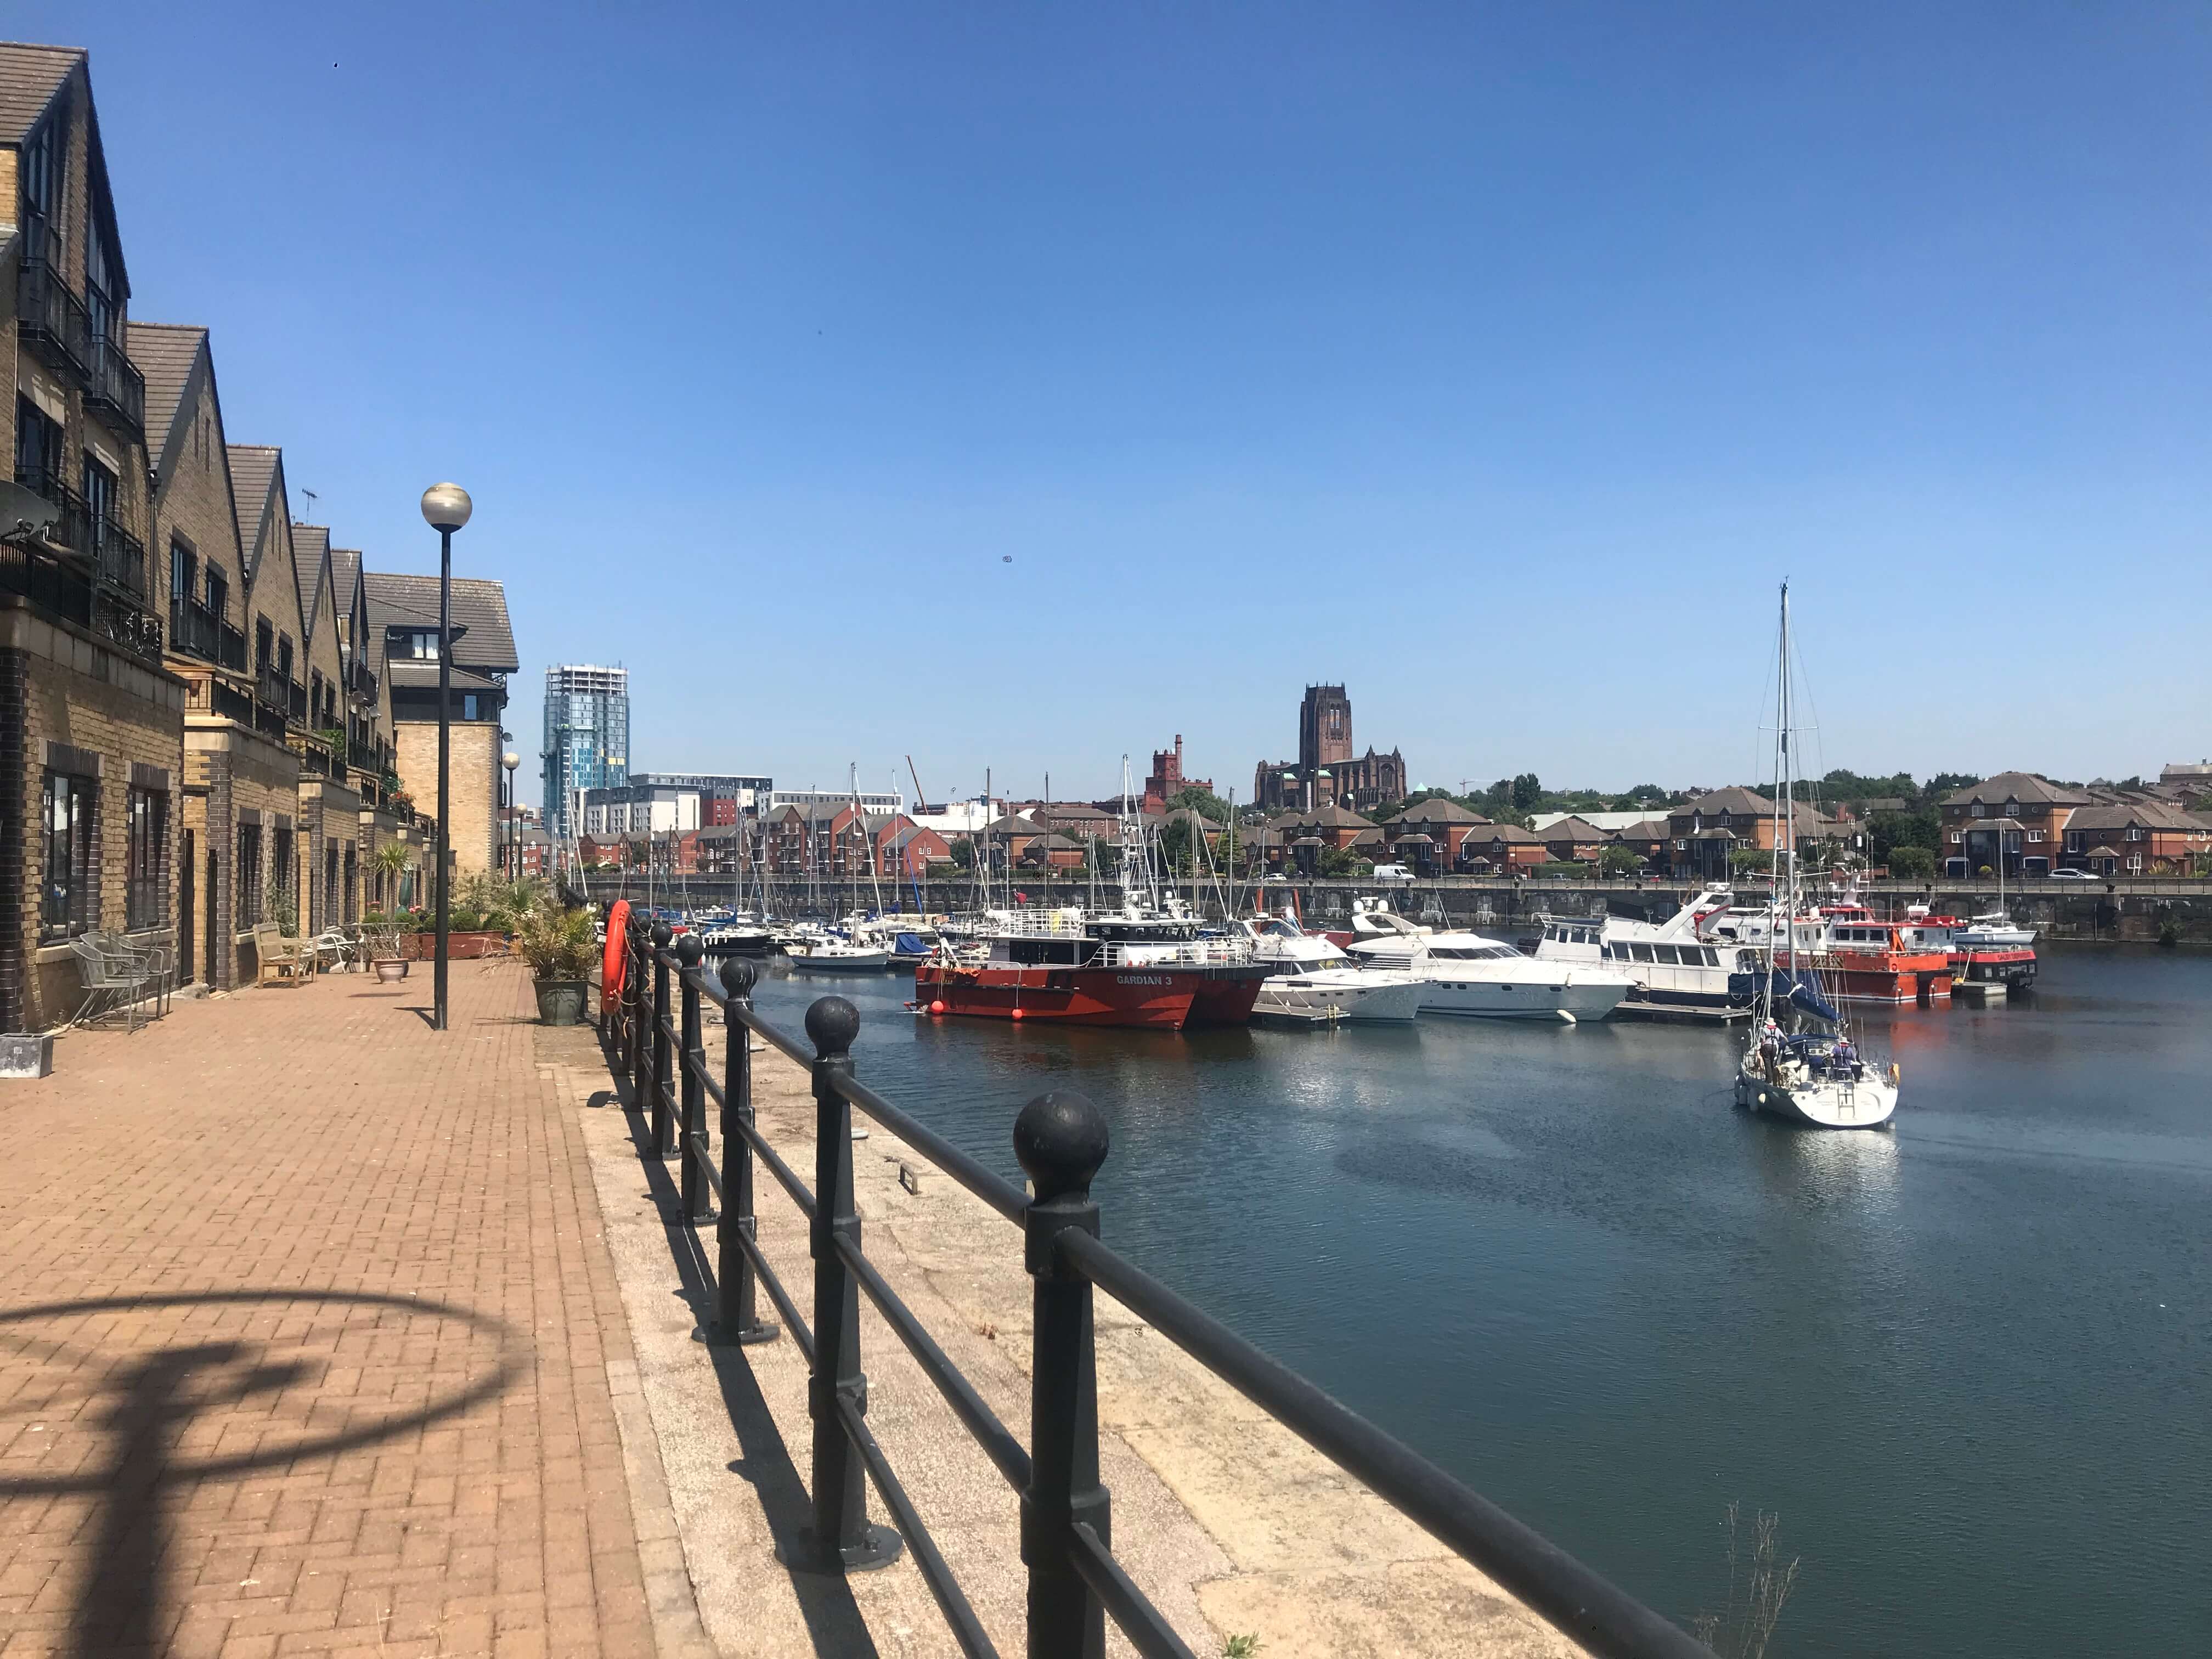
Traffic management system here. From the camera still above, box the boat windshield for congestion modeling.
[1424,944,1522,961]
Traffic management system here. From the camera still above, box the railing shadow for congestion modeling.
[0,1289,517,1658]
[607,1055,879,1658]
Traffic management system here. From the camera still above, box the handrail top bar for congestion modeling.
[829,1069,1028,1225]
[1054,1229,1713,1659]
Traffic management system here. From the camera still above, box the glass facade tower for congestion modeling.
[542,665,630,838]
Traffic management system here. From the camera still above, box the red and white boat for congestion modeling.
[1700,900,1953,1006]
[1899,906,2038,993]
[915,904,1269,1028]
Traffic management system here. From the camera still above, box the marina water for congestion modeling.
[746,946,2210,1656]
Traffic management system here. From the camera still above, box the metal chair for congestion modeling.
[67,937,157,1032]
[100,933,175,1017]
[309,928,358,973]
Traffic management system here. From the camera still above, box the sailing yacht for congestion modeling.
[1735,585,1899,1129]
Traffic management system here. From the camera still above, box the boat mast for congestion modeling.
[1780,580,1795,980]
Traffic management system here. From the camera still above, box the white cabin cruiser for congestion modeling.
[1344,906,1633,1023]
[1532,887,1746,1015]
[1954,911,2036,949]
[1233,913,1425,1024]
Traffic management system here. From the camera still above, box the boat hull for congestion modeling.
[1736,1064,1898,1129]
[788,950,893,973]
[1254,975,1426,1025]
[1415,975,1630,1022]
[915,963,1211,1028]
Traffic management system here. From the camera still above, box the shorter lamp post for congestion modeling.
[503,752,521,879]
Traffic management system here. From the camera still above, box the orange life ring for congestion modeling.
[601,900,631,1003]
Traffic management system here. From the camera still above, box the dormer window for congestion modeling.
[395,629,440,661]
[1971,803,1987,817]
[2005,799,2019,817]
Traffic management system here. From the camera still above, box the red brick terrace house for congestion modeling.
[2059,801,2212,876]
[1609,818,1672,871]
[1462,823,1545,873]
[1267,802,1373,852]
[1384,798,1488,872]
[1939,772,2091,878]
[1665,788,1837,881]
[1538,815,1607,867]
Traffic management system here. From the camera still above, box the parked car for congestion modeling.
[2047,868,2099,881]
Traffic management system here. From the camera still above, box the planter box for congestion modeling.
[534,979,590,1026]
[400,931,510,961]
[1,1034,54,1081]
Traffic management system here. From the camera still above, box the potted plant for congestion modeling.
[360,912,409,981]
[517,905,599,1025]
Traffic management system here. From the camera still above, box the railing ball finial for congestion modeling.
[651,919,673,949]
[718,955,758,998]
[675,933,704,968]
[1014,1090,1109,1201]
[805,995,861,1059]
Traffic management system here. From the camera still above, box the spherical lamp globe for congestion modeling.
[503,751,520,772]
[420,483,472,533]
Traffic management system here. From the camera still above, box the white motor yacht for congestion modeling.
[785,937,893,973]
[1532,888,1746,1015]
[1954,911,2036,949]
[1232,912,1425,1024]
[1343,905,1633,1023]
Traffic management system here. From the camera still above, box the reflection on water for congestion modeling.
[751,946,2212,1658]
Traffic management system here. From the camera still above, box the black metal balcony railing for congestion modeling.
[289,680,309,725]
[610,918,1718,1659]
[91,513,145,600]
[169,596,221,662]
[84,334,146,438]
[16,223,91,381]
[217,619,248,673]
[348,737,381,772]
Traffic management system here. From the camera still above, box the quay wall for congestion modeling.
[578,873,2212,944]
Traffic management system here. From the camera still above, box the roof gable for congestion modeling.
[227,446,280,585]
[132,322,207,475]
[0,43,80,143]
[1943,771,2091,809]
[359,572,518,672]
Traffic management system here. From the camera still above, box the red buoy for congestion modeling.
[930,1000,946,1015]
[1010,1007,1025,1021]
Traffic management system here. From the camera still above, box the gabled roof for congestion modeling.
[1541,816,1607,842]
[1475,823,1541,843]
[292,524,331,642]
[0,43,78,144]
[1612,818,1671,842]
[131,323,205,465]
[2064,803,2212,833]
[329,548,362,626]
[360,572,518,673]
[1274,803,1374,830]
[1942,771,2091,809]
[227,446,280,581]
[1682,787,1774,817]
[985,814,1045,836]
[1395,798,1487,825]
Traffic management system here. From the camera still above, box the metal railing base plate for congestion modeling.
[776,1523,905,1576]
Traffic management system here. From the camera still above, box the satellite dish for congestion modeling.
[0,479,59,545]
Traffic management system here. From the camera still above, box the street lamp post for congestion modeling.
[420,482,472,1032]
[503,752,521,879]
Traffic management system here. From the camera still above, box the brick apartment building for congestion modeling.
[2,44,182,1030]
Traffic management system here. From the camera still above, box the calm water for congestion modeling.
[746,948,2211,1656]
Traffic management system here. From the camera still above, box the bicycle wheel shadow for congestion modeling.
[0,1290,517,1655]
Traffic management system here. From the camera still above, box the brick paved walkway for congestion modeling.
[0,968,659,1659]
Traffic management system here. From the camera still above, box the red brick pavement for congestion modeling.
[0,968,658,1659]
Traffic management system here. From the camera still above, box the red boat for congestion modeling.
[916,907,1271,1030]
[1898,907,2038,992]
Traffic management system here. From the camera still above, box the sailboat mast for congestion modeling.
[1779,582,1796,975]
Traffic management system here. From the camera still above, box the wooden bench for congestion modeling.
[253,922,313,986]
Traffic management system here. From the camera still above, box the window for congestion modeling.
[41,772,98,940]
[236,823,263,930]
[2126,825,2146,842]
[82,454,119,544]
[272,826,295,926]
[1632,944,1657,963]
[127,787,167,930]
[255,620,273,674]
[205,565,227,619]
[2028,830,2044,843]
[87,214,121,346]
[1949,831,1962,844]
[21,114,61,227]
[14,396,63,490]
[1971,803,1986,817]
[397,629,440,661]
[324,840,340,932]
[310,670,323,718]
[278,637,294,684]
[170,540,198,601]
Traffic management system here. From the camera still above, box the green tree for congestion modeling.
[1888,846,1936,880]
[1510,772,1543,811]
[950,837,975,870]
[1730,847,1774,876]
[1166,783,1231,822]
[1868,808,1939,867]
[1598,843,1644,879]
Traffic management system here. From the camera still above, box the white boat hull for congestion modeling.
[1253,974,1425,1025]
[786,947,893,973]
[1415,974,1630,1022]
[1735,1063,1897,1129]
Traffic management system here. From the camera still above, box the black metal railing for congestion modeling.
[216,620,248,672]
[289,679,309,724]
[91,513,146,600]
[85,334,147,438]
[17,226,91,381]
[608,912,1714,1659]
[170,596,221,662]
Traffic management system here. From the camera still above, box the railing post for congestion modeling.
[1016,1089,1111,1659]
[624,914,647,1105]
[675,935,710,1223]
[790,996,901,1573]
[710,956,777,1345]
[650,921,674,1156]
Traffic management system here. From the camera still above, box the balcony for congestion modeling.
[16,221,91,382]
[170,596,221,662]
[217,620,248,672]
[289,680,309,725]
[84,335,146,439]
[5,465,162,667]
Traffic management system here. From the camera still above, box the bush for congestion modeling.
[1534,861,1588,879]
[517,907,599,981]
[1888,847,1936,881]
[1598,844,1644,879]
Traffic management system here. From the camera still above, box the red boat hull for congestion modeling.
[914,962,1269,1029]
[1819,950,1953,1005]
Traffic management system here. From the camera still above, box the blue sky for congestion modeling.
[38,2,2211,803]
